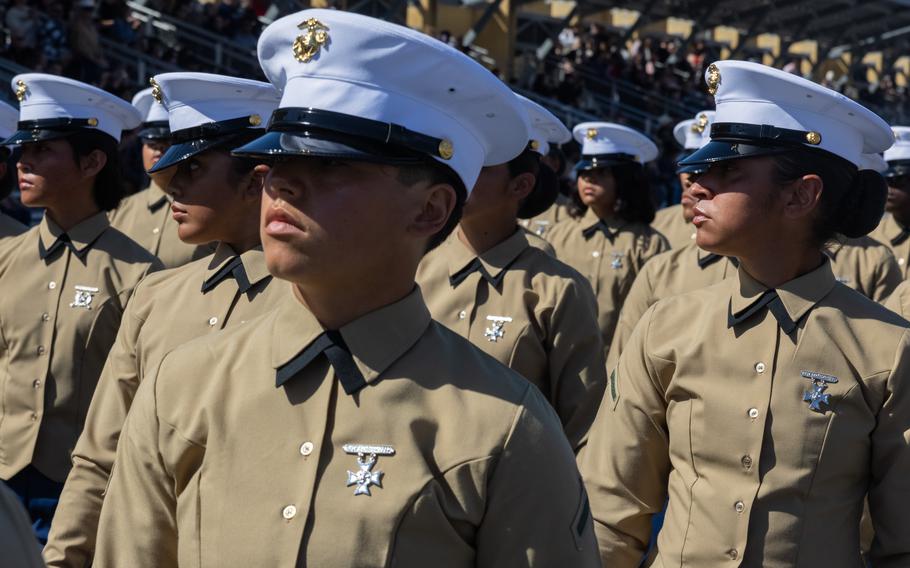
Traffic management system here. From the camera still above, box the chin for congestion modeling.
[263,246,309,283]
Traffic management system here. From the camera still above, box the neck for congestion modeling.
[294,269,417,331]
[893,210,910,229]
[590,201,615,220]
[457,211,518,255]
[739,246,824,289]
[222,225,262,255]
[45,200,100,232]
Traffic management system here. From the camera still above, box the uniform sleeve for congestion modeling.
[868,329,910,566]
[884,281,910,319]
[44,286,150,568]
[545,275,607,453]
[579,304,671,568]
[869,250,902,303]
[475,387,602,567]
[93,355,196,568]
[606,260,658,372]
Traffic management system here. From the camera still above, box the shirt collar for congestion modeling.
[38,211,109,259]
[445,228,529,286]
[580,207,626,237]
[270,286,432,391]
[730,257,837,326]
[146,181,171,211]
[204,242,272,288]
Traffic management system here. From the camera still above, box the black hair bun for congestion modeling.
[837,169,887,238]
[518,162,560,219]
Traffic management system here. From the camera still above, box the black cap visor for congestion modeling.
[138,121,171,142]
[886,160,910,179]
[231,129,429,166]
[575,153,638,172]
[149,137,228,173]
[678,139,792,168]
[2,117,110,145]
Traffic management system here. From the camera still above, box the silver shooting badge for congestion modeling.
[344,444,394,496]
[483,315,512,342]
[801,370,838,413]
[69,285,99,310]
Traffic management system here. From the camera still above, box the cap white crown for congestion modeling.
[11,73,141,141]
[517,93,570,156]
[131,87,169,124]
[573,121,658,163]
[0,100,18,141]
[674,110,715,150]
[256,9,530,191]
[884,126,910,163]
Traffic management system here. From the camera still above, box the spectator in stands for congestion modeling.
[68,1,108,84]
[38,2,69,66]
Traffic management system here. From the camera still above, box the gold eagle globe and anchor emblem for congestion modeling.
[294,18,331,63]
[15,79,28,102]
[149,77,164,104]
[707,63,721,96]
[691,112,709,133]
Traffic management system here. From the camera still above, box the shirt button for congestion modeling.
[754,362,766,374]
[48,281,56,290]
[748,408,759,419]
[32,379,41,389]
[41,313,49,322]
[458,310,466,320]
[282,505,297,520]
[152,227,160,234]
[741,455,753,469]
[734,501,745,514]
[690,233,696,239]
[300,441,315,456]
[900,258,906,266]
[592,251,600,258]
[727,548,739,560]
[208,316,218,326]
[30,412,37,421]
[37,346,45,356]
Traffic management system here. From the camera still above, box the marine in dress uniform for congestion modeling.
[870,126,910,277]
[546,122,668,349]
[582,60,910,567]
[93,10,599,567]
[416,94,605,452]
[107,86,212,268]
[0,100,28,239]
[0,74,162,542]
[44,73,285,568]
[652,110,716,249]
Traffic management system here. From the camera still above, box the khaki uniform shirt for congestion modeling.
[581,260,910,567]
[870,213,910,278]
[523,228,555,255]
[607,244,737,371]
[108,182,212,269]
[607,237,902,370]
[45,243,286,568]
[521,194,574,238]
[94,288,600,568]
[885,279,910,318]
[0,212,27,239]
[0,213,161,482]
[651,204,694,250]
[416,229,606,451]
[0,481,44,568]
[546,207,668,348]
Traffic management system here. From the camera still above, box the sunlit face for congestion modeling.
[688,157,784,257]
[678,172,697,222]
[141,140,170,172]
[260,157,433,287]
[886,174,910,223]
[166,150,259,245]
[17,139,84,209]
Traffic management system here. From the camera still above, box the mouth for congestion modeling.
[264,207,303,237]
[18,177,34,190]
[171,203,189,222]
[691,205,710,226]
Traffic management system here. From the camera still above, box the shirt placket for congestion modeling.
[588,234,605,293]
[203,278,240,331]
[729,315,782,563]
[34,249,70,423]
[455,272,482,338]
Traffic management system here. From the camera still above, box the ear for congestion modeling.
[783,174,823,221]
[508,172,535,201]
[79,149,107,179]
[409,183,456,240]
[242,164,267,201]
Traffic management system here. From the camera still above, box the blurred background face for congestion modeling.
[260,158,422,287]
[678,172,697,222]
[885,174,910,223]
[577,167,617,212]
[141,140,170,172]
[689,157,783,258]
[165,149,256,245]
[17,139,83,209]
